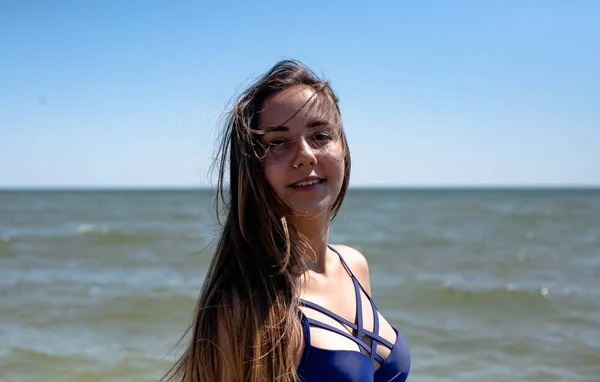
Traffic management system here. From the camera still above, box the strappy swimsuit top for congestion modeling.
[297,245,411,382]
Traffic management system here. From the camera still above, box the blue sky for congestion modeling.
[1,0,598,188]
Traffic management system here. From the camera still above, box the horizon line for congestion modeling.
[1,184,599,192]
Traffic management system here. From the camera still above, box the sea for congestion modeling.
[1,188,599,382]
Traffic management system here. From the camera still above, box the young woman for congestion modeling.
[164,60,411,382]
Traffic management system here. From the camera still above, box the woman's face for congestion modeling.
[258,85,345,217]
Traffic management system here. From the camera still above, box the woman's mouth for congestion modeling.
[289,178,325,189]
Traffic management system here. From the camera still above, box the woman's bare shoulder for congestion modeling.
[330,244,372,296]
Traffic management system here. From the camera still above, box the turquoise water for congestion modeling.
[1,189,599,381]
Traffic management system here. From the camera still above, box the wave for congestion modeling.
[80,293,197,323]
[0,224,200,246]
[405,280,564,313]
[170,212,198,221]
[76,223,196,245]
[0,235,15,258]
[418,235,455,246]
[498,203,599,219]
[1,346,171,381]
[77,224,111,234]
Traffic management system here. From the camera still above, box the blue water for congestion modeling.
[1,189,599,381]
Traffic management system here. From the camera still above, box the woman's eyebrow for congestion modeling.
[306,120,330,128]
[263,125,289,132]
[262,119,330,133]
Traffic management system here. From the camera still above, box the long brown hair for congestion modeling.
[163,59,351,382]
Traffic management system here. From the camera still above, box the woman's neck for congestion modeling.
[290,212,331,273]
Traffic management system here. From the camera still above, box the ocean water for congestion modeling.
[0,189,599,382]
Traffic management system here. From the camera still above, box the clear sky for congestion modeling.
[1,0,598,188]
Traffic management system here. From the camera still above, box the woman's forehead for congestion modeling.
[258,86,336,128]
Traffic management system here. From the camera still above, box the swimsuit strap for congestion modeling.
[299,245,393,363]
[328,244,374,301]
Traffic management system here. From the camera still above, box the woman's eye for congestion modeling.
[315,132,332,141]
[269,138,287,146]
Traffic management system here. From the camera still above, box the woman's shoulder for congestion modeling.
[329,244,372,296]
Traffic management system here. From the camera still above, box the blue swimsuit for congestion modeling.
[297,245,411,382]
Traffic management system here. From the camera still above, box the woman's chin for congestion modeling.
[286,202,332,219]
